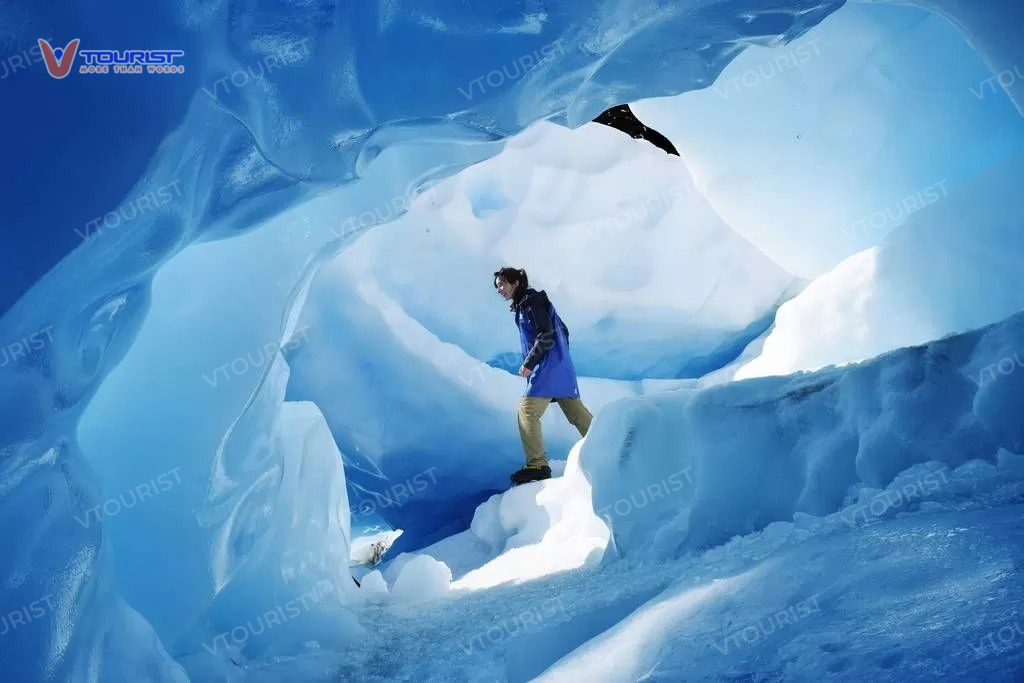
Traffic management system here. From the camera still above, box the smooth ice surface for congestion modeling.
[75,221,361,654]
[633,2,1024,277]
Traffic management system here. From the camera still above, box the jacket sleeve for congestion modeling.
[522,294,556,370]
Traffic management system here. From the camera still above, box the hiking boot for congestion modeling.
[510,466,552,486]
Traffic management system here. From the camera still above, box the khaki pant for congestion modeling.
[517,397,593,469]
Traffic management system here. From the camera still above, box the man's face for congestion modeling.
[495,277,516,301]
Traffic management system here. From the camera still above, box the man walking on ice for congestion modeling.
[494,267,593,485]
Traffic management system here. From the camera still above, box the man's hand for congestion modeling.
[519,365,533,378]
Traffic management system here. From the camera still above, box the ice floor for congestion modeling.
[272,454,1024,682]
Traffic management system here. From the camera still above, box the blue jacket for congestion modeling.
[512,288,581,398]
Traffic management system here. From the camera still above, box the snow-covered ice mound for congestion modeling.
[389,555,453,603]
[584,300,1024,561]
[737,153,1024,380]
[448,450,607,591]
[379,446,609,593]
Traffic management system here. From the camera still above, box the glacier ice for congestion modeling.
[311,121,797,381]
[389,555,453,603]
[283,119,798,550]
[330,309,1024,681]
[395,441,609,591]
[633,1,1024,277]
[585,307,1024,559]
[350,530,404,568]
[2,0,1024,679]
[536,504,1024,682]
[736,152,1024,379]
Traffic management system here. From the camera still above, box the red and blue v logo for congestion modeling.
[38,39,80,79]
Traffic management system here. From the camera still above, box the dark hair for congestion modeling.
[493,267,528,290]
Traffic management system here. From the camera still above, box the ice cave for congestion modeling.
[1,0,1024,680]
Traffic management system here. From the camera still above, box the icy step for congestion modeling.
[373,450,610,599]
